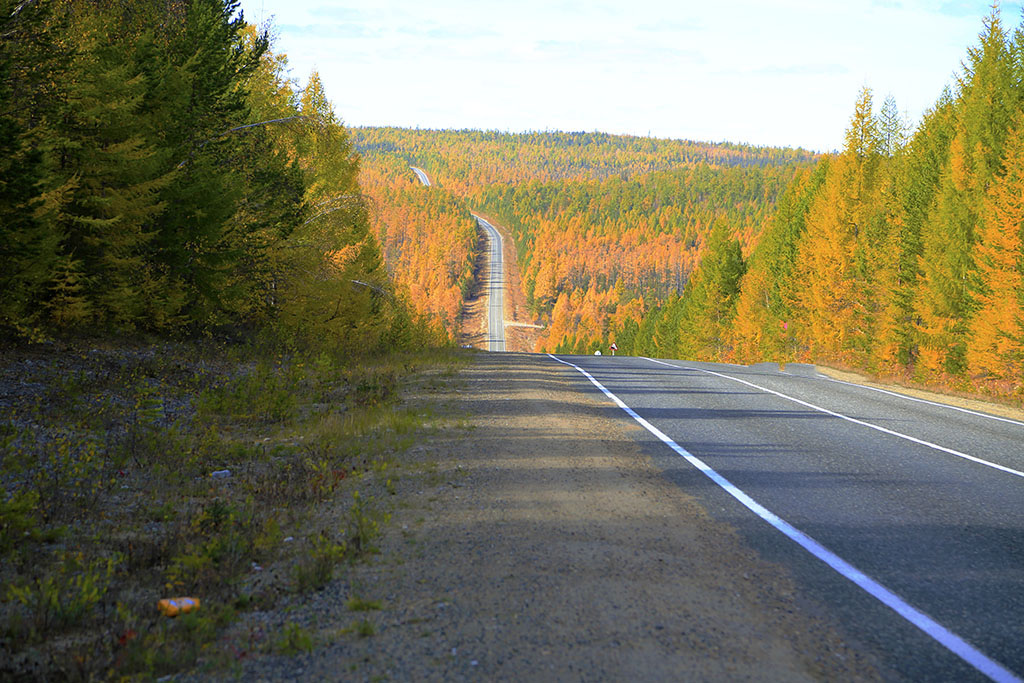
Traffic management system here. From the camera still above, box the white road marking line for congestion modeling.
[820,376,1024,428]
[643,357,1024,480]
[548,353,1021,683]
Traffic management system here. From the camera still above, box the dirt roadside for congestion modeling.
[232,352,877,681]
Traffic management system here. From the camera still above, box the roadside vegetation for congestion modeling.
[0,339,464,679]
[0,0,467,678]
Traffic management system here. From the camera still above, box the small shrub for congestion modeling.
[275,621,314,655]
[166,499,255,594]
[123,381,165,467]
[353,618,375,637]
[198,362,298,423]
[292,532,347,593]
[346,596,382,612]
[0,490,43,556]
[30,435,109,523]
[5,551,120,639]
[348,491,389,558]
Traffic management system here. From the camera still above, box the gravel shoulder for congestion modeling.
[233,352,877,681]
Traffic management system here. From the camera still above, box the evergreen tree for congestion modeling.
[876,89,956,367]
[147,0,268,326]
[47,9,175,328]
[796,88,884,363]
[264,69,392,350]
[731,162,829,362]
[675,220,745,361]
[878,95,908,158]
[917,5,1018,374]
[651,294,683,358]
[0,0,56,335]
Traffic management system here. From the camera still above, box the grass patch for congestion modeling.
[275,622,315,655]
[346,597,383,612]
[352,618,376,637]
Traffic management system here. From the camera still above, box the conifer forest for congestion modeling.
[1,0,440,351]
[7,2,1023,401]
[353,7,1024,401]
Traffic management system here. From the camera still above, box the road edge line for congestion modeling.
[643,357,1024,479]
[548,353,1020,683]
[819,375,1024,428]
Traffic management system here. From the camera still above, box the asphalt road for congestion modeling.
[549,353,1024,682]
[410,166,431,186]
[406,167,503,350]
[473,214,505,352]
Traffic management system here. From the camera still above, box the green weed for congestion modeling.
[346,596,382,611]
[123,381,165,467]
[5,551,120,639]
[292,531,347,593]
[348,491,390,558]
[275,621,315,655]
[165,498,255,595]
[29,434,110,523]
[353,618,376,637]
[0,490,45,556]
[197,361,298,423]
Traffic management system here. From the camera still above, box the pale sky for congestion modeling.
[238,0,1022,152]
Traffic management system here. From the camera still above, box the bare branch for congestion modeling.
[350,279,390,297]
[176,115,312,168]
[10,0,40,17]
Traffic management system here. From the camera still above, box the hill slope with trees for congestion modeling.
[356,6,1024,403]
[351,128,817,345]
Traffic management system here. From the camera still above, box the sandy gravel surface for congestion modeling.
[232,353,877,681]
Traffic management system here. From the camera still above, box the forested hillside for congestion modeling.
[0,0,434,350]
[353,127,816,192]
[356,7,1024,401]
[358,155,479,332]
[352,128,816,342]
[474,165,806,348]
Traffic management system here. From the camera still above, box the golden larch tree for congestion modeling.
[967,118,1024,379]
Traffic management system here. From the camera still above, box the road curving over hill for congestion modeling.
[472,214,506,352]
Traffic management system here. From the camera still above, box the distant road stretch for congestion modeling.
[410,166,431,187]
[548,353,1024,682]
[472,214,505,352]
